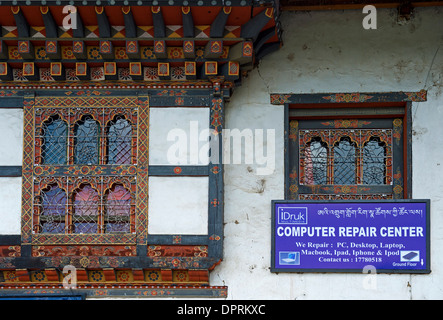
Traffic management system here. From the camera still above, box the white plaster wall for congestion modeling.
[0,109,23,234]
[148,176,209,235]
[0,177,22,234]
[0,109,23,165]
[149,107,210,165]
[211,7,443,299]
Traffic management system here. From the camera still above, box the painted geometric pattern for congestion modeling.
[0,269,210,285]
[135,96,149,244]
[6,65,212,82]
[7,45,229,61]
[34,96,138,107]
[1,25,241,39]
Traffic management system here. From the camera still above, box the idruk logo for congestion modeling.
[278,207,308,225]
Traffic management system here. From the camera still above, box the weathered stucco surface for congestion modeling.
[211,7,443,299]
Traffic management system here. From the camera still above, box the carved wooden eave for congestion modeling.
[0,1,283,89]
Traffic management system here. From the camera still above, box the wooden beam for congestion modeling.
[0,166,21,177]
[40,6,58,38]
[152,6,166,38]
[210,7,231,38]
[72,7,85,38]
[254,27,276,53]
[255,42,280,61]
[182,6,194,38]
[240,7,274,42]
[11,6,29,38]
[122,6,137,38]
[95,6,111,38]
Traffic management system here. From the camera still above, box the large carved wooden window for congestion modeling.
[286,103,410,200]
[24,95,145,246]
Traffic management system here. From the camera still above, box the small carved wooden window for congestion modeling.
[287,106,408,200]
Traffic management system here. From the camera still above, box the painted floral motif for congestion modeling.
[9,47,22,60]
[13,68,27,81]
[174,271,188,282]
[171,67,185,80]
[141,47,155,59]
[144,67,159,81]
[62,46,75,59]
[87,46,102,60]
[90,67,105,81]
[36,46,49,60]
[115,47,128,60]
[39,68,54,81]
[270,94,291,105]
[404,89,427,102]
[322,93,373,103]
[65,69,79,81]
[321,120,372,128]
[146,270,160,282]
[118,68,132,81]
[168,47,184,59]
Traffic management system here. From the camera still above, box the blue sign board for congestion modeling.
[271,200,430,273]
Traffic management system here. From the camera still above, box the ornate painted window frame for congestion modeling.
[0,83,226,298]
[271,90,428,200]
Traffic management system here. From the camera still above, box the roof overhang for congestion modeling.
[0,1,282,87]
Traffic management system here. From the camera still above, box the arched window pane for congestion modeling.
[105,184,131,233]
[363,138,386,185]
[74,116,100,165]
[334,138,356,184]
[108,118,132,164]
[304,139,328,185]
[73,184,99,234]
[41,185,66,233]
[42,117,67,165]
